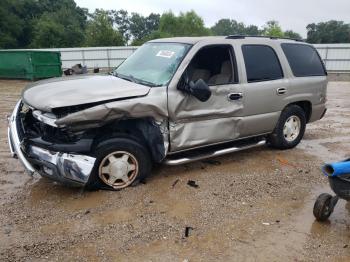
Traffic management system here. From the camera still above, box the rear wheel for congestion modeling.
[87,137,151,190]
[268,105,306,149]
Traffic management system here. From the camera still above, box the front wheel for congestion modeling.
[268,105,306,150]
[87,137,152,190]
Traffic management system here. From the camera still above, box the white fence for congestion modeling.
[31,46,138,69]
[30,44,350,72]
[314,44,350,72]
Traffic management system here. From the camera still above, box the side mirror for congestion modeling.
[188,79,212,102]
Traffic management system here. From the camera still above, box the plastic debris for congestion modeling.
[172,179,180,188]
[72,63,88,74]
[187,180,199,188]
[185,226,194,237]
[64,64,88,76]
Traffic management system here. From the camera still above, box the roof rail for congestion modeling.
[225,35,304,42]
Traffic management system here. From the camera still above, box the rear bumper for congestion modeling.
[7,100,96,187]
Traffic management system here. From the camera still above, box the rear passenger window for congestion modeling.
[281,43,326,77]
[242,45,283,83]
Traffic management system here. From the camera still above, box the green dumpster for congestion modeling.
[0,50,62,80]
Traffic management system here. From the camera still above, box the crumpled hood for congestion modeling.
[22,75,151,112]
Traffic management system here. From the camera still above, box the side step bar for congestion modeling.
[164,139,266,166]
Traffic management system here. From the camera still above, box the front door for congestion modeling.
[167,43,244,152]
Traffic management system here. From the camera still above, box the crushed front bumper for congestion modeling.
[7,100,96,187]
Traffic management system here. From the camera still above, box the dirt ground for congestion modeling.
[1,80,350,262]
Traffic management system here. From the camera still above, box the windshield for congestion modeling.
[114,42,191,87]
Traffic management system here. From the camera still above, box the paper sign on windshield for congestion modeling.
[156,50,175,58]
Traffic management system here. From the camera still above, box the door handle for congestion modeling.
[276,87,287,95]
[228,93,243,101]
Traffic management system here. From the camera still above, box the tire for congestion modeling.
[313,193,333,221]
[86,137,152,190]
[268,105,306,150]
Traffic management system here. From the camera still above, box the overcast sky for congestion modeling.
[75,0,350,37]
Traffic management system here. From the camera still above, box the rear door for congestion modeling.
[238,43,290,137]
[280,43,328,119]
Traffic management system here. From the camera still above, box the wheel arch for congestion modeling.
[92,117,166,163]
[285,100,312,123]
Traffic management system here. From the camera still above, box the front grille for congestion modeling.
[22,109,79,143]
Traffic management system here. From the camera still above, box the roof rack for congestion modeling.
[225,35,304,42]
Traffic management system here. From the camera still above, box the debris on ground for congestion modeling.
[63,64,88,76]
[72,64,88,74]
[63,68,74,76]
[202,159,221,165]
[172,179,180,188]
[185,226,194,237]
[276,156,298,168]
[187,180,199,188]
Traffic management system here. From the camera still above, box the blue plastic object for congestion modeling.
[322,160,350,177]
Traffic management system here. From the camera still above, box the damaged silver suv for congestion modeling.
[8,36,327,190]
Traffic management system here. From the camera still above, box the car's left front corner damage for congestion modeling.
[7,100,97,186]
[8,98,169,187]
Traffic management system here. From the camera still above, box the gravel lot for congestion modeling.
[1,80,350,261]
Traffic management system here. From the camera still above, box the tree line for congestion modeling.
[1,0,350,49]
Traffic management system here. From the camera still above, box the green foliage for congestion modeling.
[129,13,160,41]
[2,1,350,48]
[284,30,303,40]
[307,20,350,43]
[211,19,242,35]
[244,25,260,36]
[262,21,284,37]
[131,31,172,46]
[210,19,302,40]
[131,10,210,46]
[85,10,124,47]
[31,7,86,48]
[159,11,211,37]
[0,0,87,48]
[113,9,131,43]
[112,10,160,45]
[0,0,24,48]
[211,19,260,36]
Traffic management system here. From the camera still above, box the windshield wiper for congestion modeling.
[114,72,135,83]
[114,72,162,87]
[135,78,163,87]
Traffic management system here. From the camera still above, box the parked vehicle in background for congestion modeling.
[8,36,327,190]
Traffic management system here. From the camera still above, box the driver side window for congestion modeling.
[186,45,237,86]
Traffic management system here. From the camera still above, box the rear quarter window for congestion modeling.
[281,43,326,77]
[242,45,284,83]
